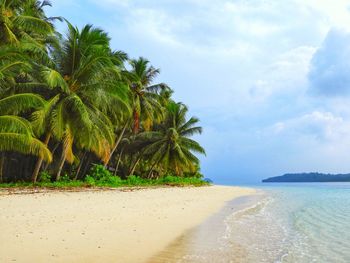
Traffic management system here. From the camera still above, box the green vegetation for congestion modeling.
[262,173,350,182]
[0,165,209,188]
[0,1,207,188]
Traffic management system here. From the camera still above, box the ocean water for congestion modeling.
[225,183,350,263]
[152,183,350,262]
[225,183,350,262]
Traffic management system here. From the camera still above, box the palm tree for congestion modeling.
[139,102,205,177]
[30,94,59,182]
[127,57,166,134]
[44,23,129,180]
[0,93,52,181]
[0,0,56,45]
[0,115,51,160]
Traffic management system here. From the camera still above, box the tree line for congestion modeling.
[0,0,205,184]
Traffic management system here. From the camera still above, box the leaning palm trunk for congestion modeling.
[114,147,125,176]
[74,151,86,180]
[42,142,60,171]
[105,122,128,167]
[56,151,66,181]
[147,158,161,179]
[31,133,51,183]
[128,154,143,177]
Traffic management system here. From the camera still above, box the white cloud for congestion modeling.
[271,111,350,141]
[250,46,316,102]
[297,0,350,31]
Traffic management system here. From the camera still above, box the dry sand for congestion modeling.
[0,185,255,263]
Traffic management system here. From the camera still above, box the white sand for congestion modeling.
[0,185,255,263]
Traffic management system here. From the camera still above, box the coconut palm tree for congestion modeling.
[127,57,167,134]
[138,102,205,176]
[42,23,129,180]
[0,92,52,181]
[0,0,56,45]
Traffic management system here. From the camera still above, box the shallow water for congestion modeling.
[151,183,350,262]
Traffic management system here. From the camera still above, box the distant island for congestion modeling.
[262,173,350,182]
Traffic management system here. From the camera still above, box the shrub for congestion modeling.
[161,175,210,186]
[59,174,71,182]
[85,164,123,186]
[87,164,112,180]
[126,175,143,185]
[99,174,122,186]
[85,175,96,186]
[162,175,180,184]
[39,171,51,183]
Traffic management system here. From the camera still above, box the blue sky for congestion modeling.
[48,0,350,183]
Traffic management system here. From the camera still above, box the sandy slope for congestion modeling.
[0,185,255,263]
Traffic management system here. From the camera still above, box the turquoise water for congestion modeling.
[153,183,350,262]
[226,183,350,262]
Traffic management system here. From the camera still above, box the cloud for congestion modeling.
[308,29,350,96]
[88,0,323,57]
[271,111,350,141]
[250,46,315,102]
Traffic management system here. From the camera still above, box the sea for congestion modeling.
[151,183,350,262]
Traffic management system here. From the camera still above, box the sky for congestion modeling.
[47,0,350,184]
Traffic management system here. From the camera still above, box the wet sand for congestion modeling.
[150,194,264,263]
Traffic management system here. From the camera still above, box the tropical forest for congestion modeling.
[0,0,206,187]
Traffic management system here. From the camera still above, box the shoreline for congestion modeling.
[150,191,266,262]
[0,185,256,262]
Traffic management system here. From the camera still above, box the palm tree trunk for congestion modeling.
[74,151,86,180]
[128,155,142,177]
[56,150,66,181]
[32,133,51,183]
[42,141,60,171]
[113,147,125,176]
[147,159,159,179]
[105,122,128,167]
[133,110,140,134]
[81,153,92,179]
[147,155,164,179]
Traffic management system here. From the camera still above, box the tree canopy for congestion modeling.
[0,0,205,183]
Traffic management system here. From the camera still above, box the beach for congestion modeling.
[0,185,255,263]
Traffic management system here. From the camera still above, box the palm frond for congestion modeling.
[0,93,46,115]
[0,133,52,162]
[0,115,33,136]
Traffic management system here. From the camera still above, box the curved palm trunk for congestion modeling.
[114,147,125,176]
[147,162,157,179]
[147,157,162,179]
[128,154,142,177]
[105,122,128,167]
[56,150,66,181]
[74,151,86,180]
[147,156,163,178]
[31,133,51,183]
[42,141,60,171]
